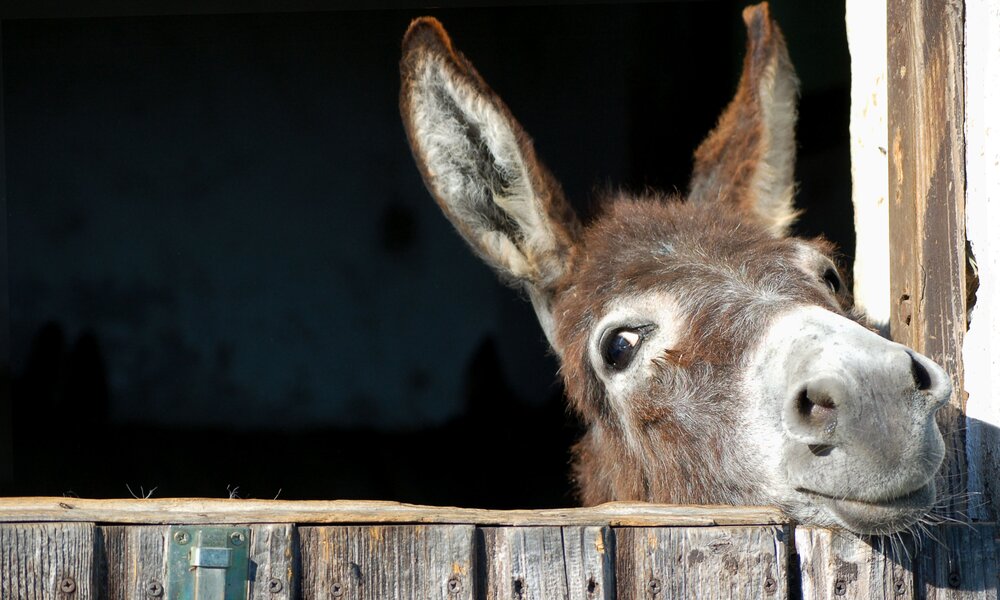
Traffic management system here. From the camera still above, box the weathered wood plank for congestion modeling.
[563,527,615,600]
[916,523,998,599]
[795,527,914,600]
[0,522,95,600]
[887,0,969,520]
[98,525,167,600]
[614,526,787,599]
[478,526,613,600]
[248,524,298,600]
[0,497,785,526]
[299,525,475,600]
[97,524,298,599]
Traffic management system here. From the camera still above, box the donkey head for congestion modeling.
[399,3,951,533]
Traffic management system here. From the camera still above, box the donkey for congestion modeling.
[399,2,951,534]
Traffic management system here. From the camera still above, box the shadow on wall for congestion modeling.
[2,3,853,502]
[847,519,999,593]
[7,321,579,507]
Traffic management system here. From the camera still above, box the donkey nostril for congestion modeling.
[796,388,836,421]
[796,389,812,417]
[786,383,840,442]
[908,351,933,391]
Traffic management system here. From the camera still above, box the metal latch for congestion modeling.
[166,526,250,600]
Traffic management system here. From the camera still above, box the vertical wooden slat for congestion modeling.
[479,526,613,600]
[298,525,474,600]
[98,525,167,600]
[563,527,615,600]
[886,0,968,518]
[614,526,786,600]
[795,527,914,599]
[916,523,998,599]
[1,523,95,600]
[248,524,298,600]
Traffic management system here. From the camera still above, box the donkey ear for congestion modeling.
[688,2,800,237]
[399,17,581,343]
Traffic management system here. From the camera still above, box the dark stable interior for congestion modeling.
[0,0,850,507]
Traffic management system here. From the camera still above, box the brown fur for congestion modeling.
[690,3,799,232]
[555,198,848,505]
[399,4,857,509]
[399,16,581,293]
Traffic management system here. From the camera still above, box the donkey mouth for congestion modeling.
[797,482,937,533]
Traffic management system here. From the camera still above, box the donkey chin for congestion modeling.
[746,305,951,534]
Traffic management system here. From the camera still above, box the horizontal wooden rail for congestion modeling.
[0,498,996,599]
[0,497,785,526]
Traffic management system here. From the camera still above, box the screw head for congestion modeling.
[948,570,961,588]
[647,578,662,595]
[447,576,462,594]
[230,531,245,546]
[146,580,163,597]
[267,577,283,594]
[763,576,777,594]
[331,582,343,597]
[173,531,189,545]
[834,579,847,596]
[59,577,76,594]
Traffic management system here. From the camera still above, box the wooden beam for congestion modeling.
[887,0,968,518]
[0,497,786,526]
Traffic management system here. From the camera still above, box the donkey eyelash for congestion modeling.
[598,323,657,372]
[822,267,842,294]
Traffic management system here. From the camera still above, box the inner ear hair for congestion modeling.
[687,2,800,237]
[399,17,580,289]
[399,17,581,348]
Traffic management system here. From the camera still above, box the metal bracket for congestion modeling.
[166,526,250,600]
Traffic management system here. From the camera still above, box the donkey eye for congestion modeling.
[822,267,842,294]
[602,328,644,371]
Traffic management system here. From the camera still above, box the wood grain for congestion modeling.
[887,0,969,519]
[0,522,95,600]
[2,519,996,598]
[98,525,167,600]
[248,524,298,600]
[915,523,998,599]
[478,526,613,600]
[298,525,475,600]
[0,497,785,526]
[614,526,787,599]
[795,527,915,600]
